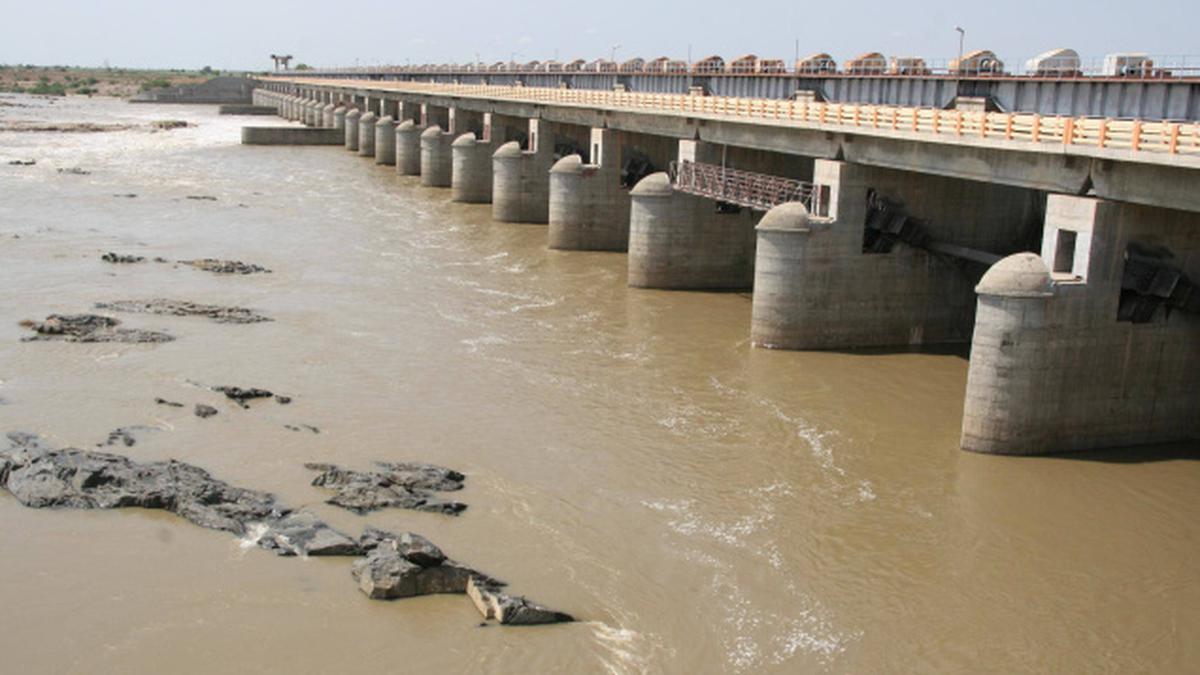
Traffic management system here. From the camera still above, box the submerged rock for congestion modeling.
[99,426,157,448]
[8,159,36,166]
[100,252,144,263]
[154,398,184,408]
[95,299,272,324]
[19,313,173,343]
[57,167,91,175]
[0,432,355,557]
[213,386,277,408]
[194,404,218,419]
[152,120,189,130]
[467,576,574,625]
[185,195,216,201]
[178,258,271,275]
[305,462,467,516]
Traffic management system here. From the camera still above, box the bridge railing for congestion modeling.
[667,160,820,214]
[268,78,1200,159]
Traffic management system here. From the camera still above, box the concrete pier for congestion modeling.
[548,129,630,251]
[750,159,1040,350]
[333,106,347,131]
[627,173,759,290]
[420,125,453,187]
[323,103,335,127]
[344,109,362,151]
[961,195,1200,455]
[395,119,425,175]
[451,133,492,202]
[493,119,555,223]
[357,111,377,157]
[374,116,396,165]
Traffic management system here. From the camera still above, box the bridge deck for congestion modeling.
[266,77,1200,170]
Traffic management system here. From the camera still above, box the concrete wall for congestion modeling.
[241,127,344,145]
[962,195,1200,454]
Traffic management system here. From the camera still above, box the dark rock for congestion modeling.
[350,541,491,600]
[95,299,272,324]
[305,462,467,516]
[20,314,173,343]
[154,398,184,408]
[57,167,90,175]
[377,461,466,492]
[213,386,275,408]
[101,252,145,264]
[185,195,216,201]
[152,120,189,130]
[284,424,319,434]
[467,577,573,625]
[153,257,169,263]
[0,432,353,557]
[8,159,35,166]
[274,395,292,405]
[178,258,271,275]
[113,193,137,198]
[194,404,218,419]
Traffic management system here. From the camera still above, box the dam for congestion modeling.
[247,71,1200,457]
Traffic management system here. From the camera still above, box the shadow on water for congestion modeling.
[1014,439,1200,464]
[818,342,971,360]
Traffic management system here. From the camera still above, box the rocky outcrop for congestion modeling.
[0,432,356,557]
[305,462,467,516]
[1,432,573,625]
[95,299,271,324]
[19,314,173,343]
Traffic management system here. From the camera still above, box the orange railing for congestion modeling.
[262,78,1200,159]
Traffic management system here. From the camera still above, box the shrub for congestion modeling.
[140,78,172,91]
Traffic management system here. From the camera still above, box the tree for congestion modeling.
[294,63,312,71]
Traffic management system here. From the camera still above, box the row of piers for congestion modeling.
[251,85,1200,457]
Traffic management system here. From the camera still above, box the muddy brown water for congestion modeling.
[1,95,1197,674]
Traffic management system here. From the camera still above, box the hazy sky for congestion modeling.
[1,0,1196,71]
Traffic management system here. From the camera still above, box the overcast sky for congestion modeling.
[1,0,1196,71]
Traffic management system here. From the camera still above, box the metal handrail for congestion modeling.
[668,160,819,213]
[260,78,1200,159]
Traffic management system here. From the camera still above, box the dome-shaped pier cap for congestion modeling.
[757,201,811,230]
[421,124,443,138]
[493,140,522,158]
[550,154,583,174]
[976,252,1054,298]
[333,106,346,113]
[397,119,416,131]
[452,132,477,147]
[360,111,376,121]
[630,172,671,196]
[378,115,394,124]
[346,109,362,118]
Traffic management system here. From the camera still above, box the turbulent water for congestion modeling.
[1,95,1197,674]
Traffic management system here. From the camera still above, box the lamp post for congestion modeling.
[955,26,965,68]
[610,43,621,64]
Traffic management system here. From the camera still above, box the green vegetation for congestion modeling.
[140,78,173,91]
[27,81,67,96]
[294,63,312,71]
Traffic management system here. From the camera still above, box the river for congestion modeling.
[1,94,1197,673]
